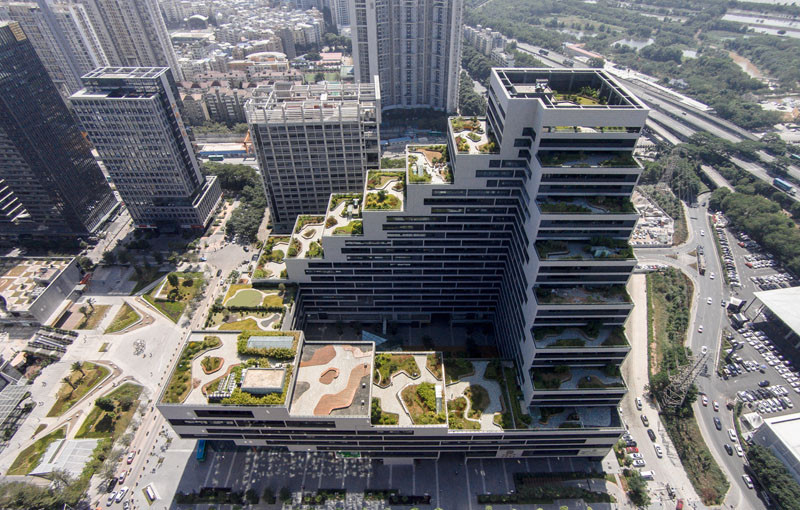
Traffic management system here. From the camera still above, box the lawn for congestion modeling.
[401,383,445,425]
[374,354,420,386]
[219,318,260,330]
[76,304,111,330]
[129,269,168,295]
[226,289,264,307]
[47,362,110,417]
[223,283,251,304]
[104,303,141,333]
[444,358,474,383]
[76,383,143,440]
[466,384,490,419]
[144,272,204,323]
[7,427,65,475]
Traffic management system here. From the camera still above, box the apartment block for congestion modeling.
[0,21,117,239]
[160,69,649,460]
[349,0,463,112]
[70,67,221,230]
[246,81,380,232]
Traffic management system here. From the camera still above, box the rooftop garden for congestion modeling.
[333,220,363,236]
[371,398,399,425]
[535,238,634,260]
[329,193,363,214]
[366,171,405,191]
[162,335,221,403]
[538,196,636,214]
[365,189,402,210]
[535,285,631,305]
[401,382,446,425]
[374,353,420,387]
[294,215,324,234]
[407,145,453,184]
[236,330,299,358]
[533,365,623,390]
[219,363,293,406]
[143,271,205,323]
[286,239,301,258]
[254,236,289,279]
[552,86,607,106]
[307,241,323,258]
[450,116,484,134]
[485,361,532,429]
[538,151,638,168]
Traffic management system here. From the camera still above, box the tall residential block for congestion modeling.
[246,81,380,232]
[349,0,463,112]
[50,3,110,75]
[0,21,117,238]
[71,0,183,81]
[158,69,650,460]
[70,67,220,230]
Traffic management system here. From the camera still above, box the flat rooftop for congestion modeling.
[80,67,169,80]
[290,342,374,417]
[0,258,70,312]
[493,68,645,109]
[755,287,800,338]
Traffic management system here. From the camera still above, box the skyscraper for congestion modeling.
[349,0,463,112]
[70,0,183,81]
[50,3,110,75]
[70,67,220,230]
[0,21,117,238]
[246,81,380,232]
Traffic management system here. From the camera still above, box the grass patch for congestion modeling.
[370,398,399,425]
[76,383,143,440]
[104,303,141,333]
[647,268,692,375]
[373,354,420,386]
[7,427,65,475]
[466,384,490,419]
[162,336,221,403]
[201,356,222,374]
[219,318,259,331]
[143,272,204,323]
[426,353,443,379]
[448,397,481,429]
[47,362,110,417]
[129,268,167,295]
[365,191,401,210]
[99,342,109,352]
[444,358,474,383]
[223,283,251,304]
[262,292,283,307]
[226,289,264,307]
[75,304,111,330]
[401,383,445,425]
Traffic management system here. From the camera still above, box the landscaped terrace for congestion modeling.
[537,196,636,215]
[530,405,621,430]
[254,236,289,279]
[535,285,631,305]
[537,151,639,168]
[449,117,498,155]
[532,365,624,391]
[532,324,629,349]
[324,193,363,236]
[535,239,634,261]
[406,145,453,184]
[160,331,301,406]
[370,352,446,427]
[364,170,404,211]
[287,215,324,259]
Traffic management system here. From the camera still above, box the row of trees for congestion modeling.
[747,444,800,510]
[458,72,487,116]
[201,162,267,242]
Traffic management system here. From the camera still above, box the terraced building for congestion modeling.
[159,69,649,460]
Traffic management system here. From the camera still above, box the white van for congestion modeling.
[640,470,655,480]
[728,428,737,442]
[144,485,156,501]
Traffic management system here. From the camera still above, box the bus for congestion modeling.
[208,155,224,162]
[196,439,206,462]
[774,178,795,195]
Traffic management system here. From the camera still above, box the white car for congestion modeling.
[633,459,646,468]
[698,325,704,333]
[728,429,737,442]
[742,474,754,489]
[654,444,663,458]
[713,401,719,411]
[115,487,128,503]
[701,229,705,236]
[702,395,709,406]
[631,453,643,460]
[635,397,643,410]
[107,492,116,506]
[735,445,744,457]
[710,272,715,279]
[707,297,712,304]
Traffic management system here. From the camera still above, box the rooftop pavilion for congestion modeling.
[494,68,646,109]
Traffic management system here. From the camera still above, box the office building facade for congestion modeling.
[246,81,380,232]
[349,0,462,112]
[70,67,220,230]
[0,21,117,238]
[159,69,649,459]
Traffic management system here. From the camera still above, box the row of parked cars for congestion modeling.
[738,386,795,414]
[751,272,796,291]
[715,224,741,286]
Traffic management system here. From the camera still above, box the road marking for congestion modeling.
[301,452,309,488]
[501,459,510,492]
[412,462,416,494]
[479,459,487,493]
[202,448,217,486]
[223,450,238,487]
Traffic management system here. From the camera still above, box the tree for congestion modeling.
[86,297,95,311]
[167,273,179,288]
[626,470,650,507]
[120,432,134,447]
[587,57,605,68]
[79,306,89,320]
[71,362,84,377]
[95,397,115,412]
[314,72,325,83]
[62,376,75,391]
[101,250,116,265]
[305,51,321,61]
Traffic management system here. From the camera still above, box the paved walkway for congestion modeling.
[446,361,504,431]
[371,354,439,426]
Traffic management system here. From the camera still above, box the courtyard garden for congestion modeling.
[7,427,65,475]
[76,383,143,440]
[47,362,109,417]
[206,283,293,331]
[104,303,141,333]
[143,271,205,323]
[373,354,420,387]
[401,383,446,425]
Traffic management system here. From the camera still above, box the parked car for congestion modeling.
[633,459,646,468]
[742,474,754,489]
[641,414,649,426]
[647,429,656,442]
[635,397,643,410]
[728,429,738,442]
[126,451,135,464]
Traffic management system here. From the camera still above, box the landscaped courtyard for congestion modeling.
[206,283,294,331]
[143,271,205,323]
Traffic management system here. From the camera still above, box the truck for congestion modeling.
[697,249,706,275]
[563,59,574,67]
[538,49,549,56]
[774,178,796,195]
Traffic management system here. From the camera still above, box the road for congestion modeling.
[636,196,766,509]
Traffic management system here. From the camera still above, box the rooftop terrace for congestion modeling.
[494,68,644,109]
[532,365,624,391]
[449,117,499,156]
[532,325,629,349]
[406,145,453,184]
[537,151,640,169]
[535,285,632,305]
[324,194,363,236]
[287,215,324,259]
[364,171,404,211]
[0,258,71,312]
[535,239,634,261]
[530,405,622,430]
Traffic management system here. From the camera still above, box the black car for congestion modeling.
[647,429,656,442]
[725,443,733,455]
[714,417,722,430]
[759,380,771,387]
[626,440,638,447]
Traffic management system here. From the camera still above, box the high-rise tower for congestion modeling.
[349,0,462,112]
[0,21,117,239]
[70,67,220,230]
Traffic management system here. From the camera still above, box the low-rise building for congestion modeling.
[0,257,80,326]
[752,413,800,484]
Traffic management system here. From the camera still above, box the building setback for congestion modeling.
[159,69,650,460]
[70,67,221,230]
[246,80,380,232]
[349,0,463,112]
[0,21,117,239]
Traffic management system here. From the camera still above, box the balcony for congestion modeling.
[532,365,624,391]
[535,285,631,306]
[535,239,634,261]
[449,116,499,155]
[532,324,629,349]
[406,145,453,184]
[530,405,622,430]
[537,197,636,215]
[537,151,639,169]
